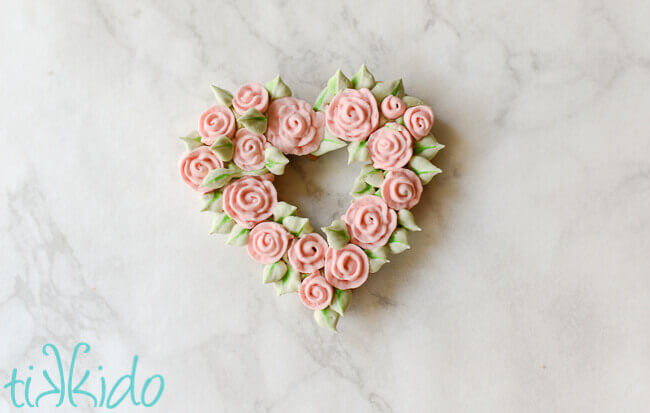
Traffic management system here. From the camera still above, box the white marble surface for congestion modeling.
[1,0,650,411]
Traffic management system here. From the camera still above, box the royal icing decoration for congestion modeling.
[177,66,443,331]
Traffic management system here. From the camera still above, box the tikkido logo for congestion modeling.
[3,342,164,409]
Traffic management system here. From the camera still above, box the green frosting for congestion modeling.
[263,260,288,284]
[237,108,267,134]
[210,85,233,107]
[200,165,242,190]
[210,136,234,162]
[402,95,425,108]
[397,209,422,232]
[414,135,444,160]
[347,140,370,164]
[366,246,390,273]
[179,131,203,151]
[313,69,351,111]
[322,219,350,249]
[371,79,405,102]
[282,216,313,237]
[408,156,442,184]
[350,176,376,198]
[210,212,235,234]
[241,168,269,177]
[388,228,410,254]
[359,165,384,188]
[265,76,292,100]
[273,201,297,222]
[329,289,352,316]
[264,146,289,175]
[226,223,249,246]
[273,264,301,295]
[314,308,339,332]
[311,129,347,156]
[200,190,223,213]
[350,64,376,90]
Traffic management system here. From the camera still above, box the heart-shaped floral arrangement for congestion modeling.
[178,65,443,331]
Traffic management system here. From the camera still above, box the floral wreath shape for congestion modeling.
[178,65,444,331]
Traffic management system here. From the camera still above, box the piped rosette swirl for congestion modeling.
[198,105,236,145]
[247,222,292,264]
[381,169,423,210]
[367,123,413,171]
[288,233,328,273]
[232,82,270,115]
[342,195,397,250]
[222,176,277,229]
[324,244,369,290]
[179,146,223,193]
[266,97,324,155]
[380,95,406,119]
[325,88,379,141]
[232,129,267,171]
[403,105,434,140]
[299,270,334,310]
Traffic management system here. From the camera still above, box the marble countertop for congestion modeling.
[1,0,649,411]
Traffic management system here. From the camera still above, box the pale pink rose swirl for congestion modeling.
[288,233,328,273]
[367,123,413,171]
[324,244,369,290]
[403,105,434,140]
[247,222,292,264]
[199,105,236,145]
[342,195,397,250]
[232,129,267,171]
[325,88,379,142]
[381,95,406,119]
[381,169,423,210]
[222,176,277,229]
[299,270,334,310]
[178,146,224,193]
[266,97,325,155]
[232,82,270,115]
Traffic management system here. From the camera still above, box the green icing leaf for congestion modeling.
[211,85,233,107]
[414,134,444,160]
[402,95,425,108]
[210,135,234,162]
[314,308,339,332]
[359,165,384,188]
[397,209,421,232]
[311,129,347,156]
[273,264,301,295]
[282,216,313,237]
[264,146,289,175]
[226,223,249,246]
[313,86,333,112]
[328,69,352,94]
[366,245,390,273]
[273,201,297,222]
[200,165,242,190]
[371,79,405,102]
[347,140,370,164]
[209,212,235,234]
[237,108,267,134]
[329,289,352,316]
[350,176,375,198]
[265,76,292,100]
[408,156,442,184]
[241,168,269,177]
[350,64,376,90]
[263,260,288,284]
[388,228,410,254]
[322,219,349,249]
[179,131,203,151]
[200,190,223,213]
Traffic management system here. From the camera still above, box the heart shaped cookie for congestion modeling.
[177,65,444,331]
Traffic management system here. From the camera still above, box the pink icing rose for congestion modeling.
[287,233,328,273]
[403,105,434,140]
[198,105,236,145]
[232,82,270,115]
[222,176,277,228]
[367,123,413,171]
[325,88,379,142]
[266,97,325,155]
[178,146,224,193]
[381,95,406,119]
[381,168,423,210]
[324,244,369,290]
[247,221,292,264]
[299,270,334,310]
[232,129,267,171]
[342,195,397,250]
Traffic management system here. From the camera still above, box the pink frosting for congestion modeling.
[324,244,369,290]
[232,82,270,115]
[232,129,267,171]
[222,176,277,228]
[266,97,324,155]
[381,96,406,119]
[178,146,224,193]
[199,105,236,145]
[247,222,292,264]
[403,105,434,140]
[342,195,397,250]
[299,270,334,310]
[381,169,423,210]
[287,233,328,273]
[325,88,379,142]
[367,123,413,171]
